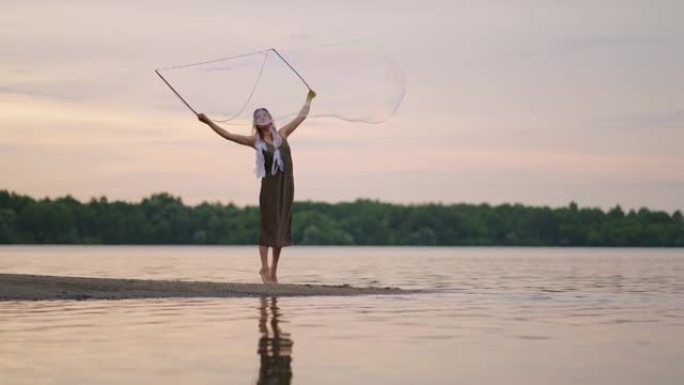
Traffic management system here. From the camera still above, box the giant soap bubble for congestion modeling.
[155,41,406,129]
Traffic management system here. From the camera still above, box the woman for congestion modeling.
[197,89,316,284]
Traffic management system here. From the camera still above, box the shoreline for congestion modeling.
[0,273,425,301]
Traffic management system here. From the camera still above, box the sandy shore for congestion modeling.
[0,273,424,301]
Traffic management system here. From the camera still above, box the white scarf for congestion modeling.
[254,125,285,178]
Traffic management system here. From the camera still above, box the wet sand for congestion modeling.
[0,273,424,301]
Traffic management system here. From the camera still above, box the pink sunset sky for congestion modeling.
[2,0,683,211]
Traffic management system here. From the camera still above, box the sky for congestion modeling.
[1,0,683,212]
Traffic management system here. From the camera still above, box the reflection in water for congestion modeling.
[2,248,684,385]
[257,297,293,385]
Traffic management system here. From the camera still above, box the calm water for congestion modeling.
[1,246,683,384]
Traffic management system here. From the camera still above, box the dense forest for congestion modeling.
[0,190,682,246]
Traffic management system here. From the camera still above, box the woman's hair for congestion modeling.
[252,108,276,140]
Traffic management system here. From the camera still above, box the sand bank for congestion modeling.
[0,273,424,301]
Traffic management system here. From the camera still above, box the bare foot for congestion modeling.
[259,267,271,284]
[270,271,278,284]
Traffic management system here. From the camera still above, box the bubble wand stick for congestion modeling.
[269,48,313,91]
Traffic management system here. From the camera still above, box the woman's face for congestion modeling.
[254,109,272,128]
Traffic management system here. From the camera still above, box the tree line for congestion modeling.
[0,190,682,246]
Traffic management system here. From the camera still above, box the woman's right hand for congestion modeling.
[197,113,210,124]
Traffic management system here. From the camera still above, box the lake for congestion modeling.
[1,246,683,384]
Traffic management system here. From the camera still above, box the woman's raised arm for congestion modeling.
[278,89,316,139]
[198,113,256,148]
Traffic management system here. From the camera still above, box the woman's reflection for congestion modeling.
[257,296,293,384]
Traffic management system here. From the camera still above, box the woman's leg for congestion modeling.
[271,246,282,283]
[258,245,271,283]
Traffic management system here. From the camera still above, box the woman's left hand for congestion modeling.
[307,89,317,100]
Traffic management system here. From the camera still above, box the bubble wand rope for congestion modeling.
[155,47,312,119]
